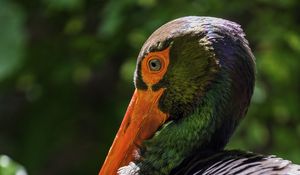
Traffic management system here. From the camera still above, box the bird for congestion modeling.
[99,16,300,175]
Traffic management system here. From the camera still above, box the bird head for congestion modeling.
[99,16,255,175]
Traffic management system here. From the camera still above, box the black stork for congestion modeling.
[99,16,300,175]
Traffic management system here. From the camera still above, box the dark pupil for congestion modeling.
[149,59,161,71]
[151,62,157,68]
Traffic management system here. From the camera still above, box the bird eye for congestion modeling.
[148,58,162,71]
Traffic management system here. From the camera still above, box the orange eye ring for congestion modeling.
[141,47,170,86]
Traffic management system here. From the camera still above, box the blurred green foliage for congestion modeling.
[0,0,299,174]
[0,155,27,175]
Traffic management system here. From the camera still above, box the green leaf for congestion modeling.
[0,1,25,82]
[0,155,27,175]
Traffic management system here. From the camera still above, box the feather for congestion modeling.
[171,150,300,175]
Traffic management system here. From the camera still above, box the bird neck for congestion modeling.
[136,75,235,175]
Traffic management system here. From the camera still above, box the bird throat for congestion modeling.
[133,77,233,175]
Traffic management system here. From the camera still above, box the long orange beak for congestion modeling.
[99,88,168,175]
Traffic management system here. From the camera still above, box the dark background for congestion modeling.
[0,0,300,174]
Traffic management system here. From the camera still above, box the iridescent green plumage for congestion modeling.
[129,16,254,175]
[118,16,300,175]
